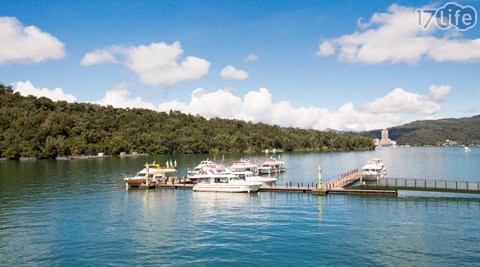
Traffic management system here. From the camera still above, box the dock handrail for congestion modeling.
[352,177,480,194]
[324,169,361,189]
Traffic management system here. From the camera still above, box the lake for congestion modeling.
[1,147,479,266]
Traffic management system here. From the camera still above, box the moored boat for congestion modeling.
[192,172,262,193]
[231,171,277,186]
[258,157,286,175]
[187,159,222,176]
[361,158,387,181]
[124,162,177,187]
[230,158,259,175]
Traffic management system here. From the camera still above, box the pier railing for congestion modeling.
[352,178,480,194]
[324,169,361,189]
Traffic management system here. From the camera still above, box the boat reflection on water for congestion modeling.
[191,191,259,210]
[318,195,323,225]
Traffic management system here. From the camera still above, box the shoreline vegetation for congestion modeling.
[0,83,375,160]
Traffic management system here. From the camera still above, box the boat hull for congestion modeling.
[258,168,286,175]
[124,178,156,187]
[193,183,261,193]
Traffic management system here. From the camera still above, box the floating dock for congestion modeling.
[149,170,397,196]
[132,169,479,196]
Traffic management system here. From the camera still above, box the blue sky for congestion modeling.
[1,0,480,131]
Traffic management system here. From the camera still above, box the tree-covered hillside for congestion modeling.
[0,84,374,159]
[361,116,480,146]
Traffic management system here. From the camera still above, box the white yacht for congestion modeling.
[230,158,259,175]
[192,171,262,193]
[258,157,286,175]
[187,159,223,176]
[361,158,387,181]
[231,171,277,186]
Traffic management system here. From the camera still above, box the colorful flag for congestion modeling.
[174,160,177,167]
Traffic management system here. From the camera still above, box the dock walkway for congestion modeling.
[135,170,479,196]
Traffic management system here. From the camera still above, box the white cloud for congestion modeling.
[245,54,259,62]
[316,4,480,64]
[80,41,210,86]
[463,107,477,114]
[80,46,121,66]
[0,17,66,65]
[362,85,452,115]
[158,87,404,131]
[96,82,157,110]
[220,65,249,80]
[13,81,76,102]
[428,85,452,101]
[11,80,451,131]
[315,40,335,56]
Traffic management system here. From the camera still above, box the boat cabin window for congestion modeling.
[214,177,228,183]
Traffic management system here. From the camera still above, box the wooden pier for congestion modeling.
[146,170,395,196]
[141,170,480,196]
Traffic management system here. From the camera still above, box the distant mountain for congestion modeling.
[360,116,480,146]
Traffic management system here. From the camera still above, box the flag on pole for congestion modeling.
[166,161,169,168]
[170,159,173,168]
[174,159,177,167]
[222,154,224,162]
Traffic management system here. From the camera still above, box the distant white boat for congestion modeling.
[187,159,223,176]
[463,146,471,152]
[230,158,259,175]
[361,158,387,181]
[258,157,286,175]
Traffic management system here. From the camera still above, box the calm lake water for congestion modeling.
[1,147,479,266]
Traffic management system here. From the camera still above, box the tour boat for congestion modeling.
[231,171,277,186]
[258,157,286,175]
[361,158,387,181]
[124,162,177,187]
[192,171,262,193]
[230,158,259,175]
[187,159,223,176]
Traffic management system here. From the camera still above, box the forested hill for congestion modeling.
[360,116,480,146]
[0,84,374,159]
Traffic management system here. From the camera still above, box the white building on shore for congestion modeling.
[376,129,396,147]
